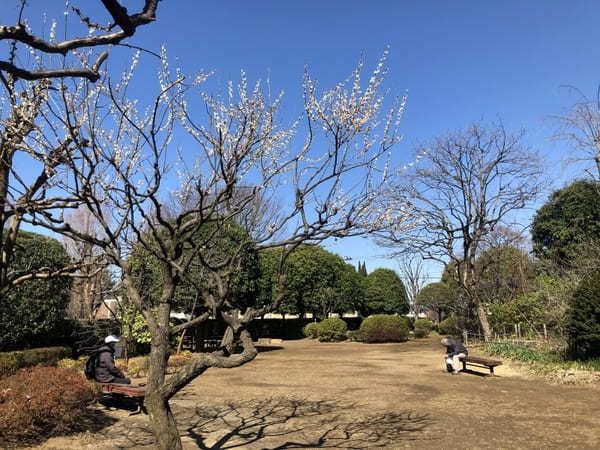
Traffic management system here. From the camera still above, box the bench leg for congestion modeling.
[462,360,466,371]
[129,398,147,415]
[490,366,494,375]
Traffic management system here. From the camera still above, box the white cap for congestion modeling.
[104,334,120,344]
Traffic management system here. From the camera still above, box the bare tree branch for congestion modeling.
[379,120,544,339]
[550,85,600,179]
[0,1,159,81]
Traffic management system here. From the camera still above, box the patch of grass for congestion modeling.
[485,342,554,363]
[484,341,600,372]
[569,358,600,371]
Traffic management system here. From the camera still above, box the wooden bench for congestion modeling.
[459,356,502,375]
[101,383,146,414]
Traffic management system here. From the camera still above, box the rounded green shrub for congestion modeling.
[567,271,600,358]
[438,315,460,336]
[317,317,348,342]
[302,322,320,339]
[359,314,409,343]
[413,319,433,338]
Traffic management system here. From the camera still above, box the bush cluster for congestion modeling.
[317,317,348,342]
[413,319,434,338]
[359,314,409,343]
[57,356,87,375]
[346,329,361,341]
[0,366,96,443]
[0,346,71,379]
[167,351,193,369]
[302,319,349,342]
[108,351,195,378]
[438,315,460,336]
[302,322,320,339]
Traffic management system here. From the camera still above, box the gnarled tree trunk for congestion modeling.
[145,323,181,449]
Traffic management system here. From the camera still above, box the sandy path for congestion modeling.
[32,335,600,449]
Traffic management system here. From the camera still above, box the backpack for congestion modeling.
[84,351,99,380]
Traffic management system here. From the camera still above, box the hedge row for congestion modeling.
[0,346,71,379]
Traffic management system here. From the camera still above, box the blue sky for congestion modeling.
[17,1,600,281]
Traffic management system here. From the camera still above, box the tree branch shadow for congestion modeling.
[179,397,437,449]
[0,406,119,448]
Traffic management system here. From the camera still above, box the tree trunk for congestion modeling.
[145,391,181,450]
[145,328,182,449]
[475,301,492,341]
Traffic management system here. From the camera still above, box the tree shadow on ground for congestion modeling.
[0,406,119,448]
[178,397,437,449]
[255,345,285,353]
[460,369,493,377]
[99,396,141,412]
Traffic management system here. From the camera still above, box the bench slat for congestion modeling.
[101,383,146,398]
[460,356,502,367]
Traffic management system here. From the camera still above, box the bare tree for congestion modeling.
[551,85,600,179]
[0,1,160,296]
[397,255,426,315]
[30,52,414,448]
[478,224,528,253]
[63,206,112,320]
[381,120,544,340]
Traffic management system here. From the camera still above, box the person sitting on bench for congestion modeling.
[441,337,468,375]
[95,335,131,384]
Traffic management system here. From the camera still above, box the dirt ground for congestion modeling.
[30,335,600,449]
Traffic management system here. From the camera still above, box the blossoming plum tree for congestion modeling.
[0,1,160,294]
[31,50,415,448]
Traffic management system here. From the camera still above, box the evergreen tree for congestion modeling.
[532,180,600,265]
[363,268,409,315]
[358,261,368,278]
[567,271,600,358]
[0,231,72,351]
